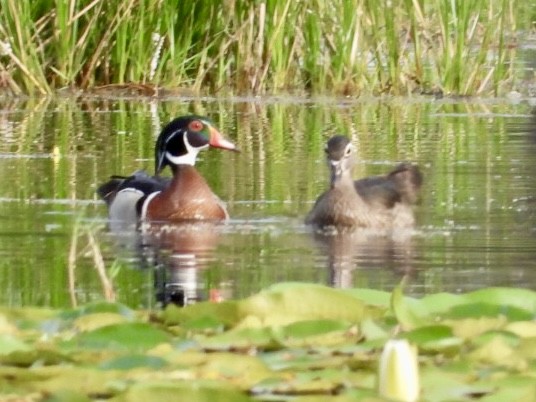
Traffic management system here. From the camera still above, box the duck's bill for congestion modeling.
[209,127,239,152]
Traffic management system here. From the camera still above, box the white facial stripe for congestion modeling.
[164,129,182,145]
[140,191,161,220]
[164,126,209,166]
[165,150,199,166]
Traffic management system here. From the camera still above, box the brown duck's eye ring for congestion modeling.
[345,145,353,156]
[188,120,204,132]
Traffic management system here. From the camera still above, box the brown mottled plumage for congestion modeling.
[306,135,422,230]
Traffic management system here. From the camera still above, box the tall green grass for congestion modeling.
[0,0,525,96]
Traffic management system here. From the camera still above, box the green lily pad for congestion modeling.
[162,301,241,328]
[360,319,389,342]
[295,389,384,401]
[504,321,536,338]
[73,313,129,332]
[516,337,536,360]
[447,316,508,340]
[26,365,124,395]
[474,374,536,401]
[0,334,31,355]
[272,320,360,348]
[62,302,136,320]
[261,349,355,372]
[99,354,169,370]
[1,347,72,367]
[472,330,520,348]
[469,336,527,370]
[421,366,494,401]
[0,335,72,367]
[194,352,273,388]
[179,314,225,332]
[342,288,392,308]
[445,302,533,321]
[0,307,60,336]
[464,287,536,313]
[239,283,371,326]
[252,368,370,397]
[109,381,254,402]
[403,325,454,344]
[197,326,277,351]
[147,347,211,368]
[43,389,93,402]
[69,322,171,351]
[0,306,57,324]
[419,292,466,316]
[402,325,462,353]
[478,385,536,402]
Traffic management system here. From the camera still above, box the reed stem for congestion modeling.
[0,0,522,96]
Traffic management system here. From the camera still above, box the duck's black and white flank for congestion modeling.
[305,135,422,230]
[97,115,238,226]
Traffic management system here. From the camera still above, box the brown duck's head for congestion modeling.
[155,115,238,174]
[325,135,356,183]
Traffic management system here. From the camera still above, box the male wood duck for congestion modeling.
[97,115,237,225]
[305,135,422,230]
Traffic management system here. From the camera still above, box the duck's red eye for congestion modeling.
[188,120,204,132]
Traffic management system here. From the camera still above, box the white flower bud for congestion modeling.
[378,339,420,401]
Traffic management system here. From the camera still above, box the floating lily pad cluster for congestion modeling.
[1,283,536,401]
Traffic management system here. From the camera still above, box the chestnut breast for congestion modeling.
[145,166,228,222]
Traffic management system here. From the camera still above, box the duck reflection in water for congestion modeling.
[102,221,229,307]
[306,135,422,286]
[97,115,238,307]
[142,222,230,307]
[311,230,418,288]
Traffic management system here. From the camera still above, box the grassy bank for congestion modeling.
[0,1,528,96]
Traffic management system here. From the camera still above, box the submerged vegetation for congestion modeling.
[1,283,536,400]
[0,0,529,96]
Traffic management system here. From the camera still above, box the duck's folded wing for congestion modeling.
[97,171,172,227]
[355,164,422,209]
[355,176,400,209]
[117,171,170,195]
[387,163,422,204]
[97,170,170,205]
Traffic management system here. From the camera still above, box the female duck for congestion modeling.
[98,115,237,224]
[305,135,422,230]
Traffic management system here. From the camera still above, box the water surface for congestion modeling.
[0,96,535,308]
